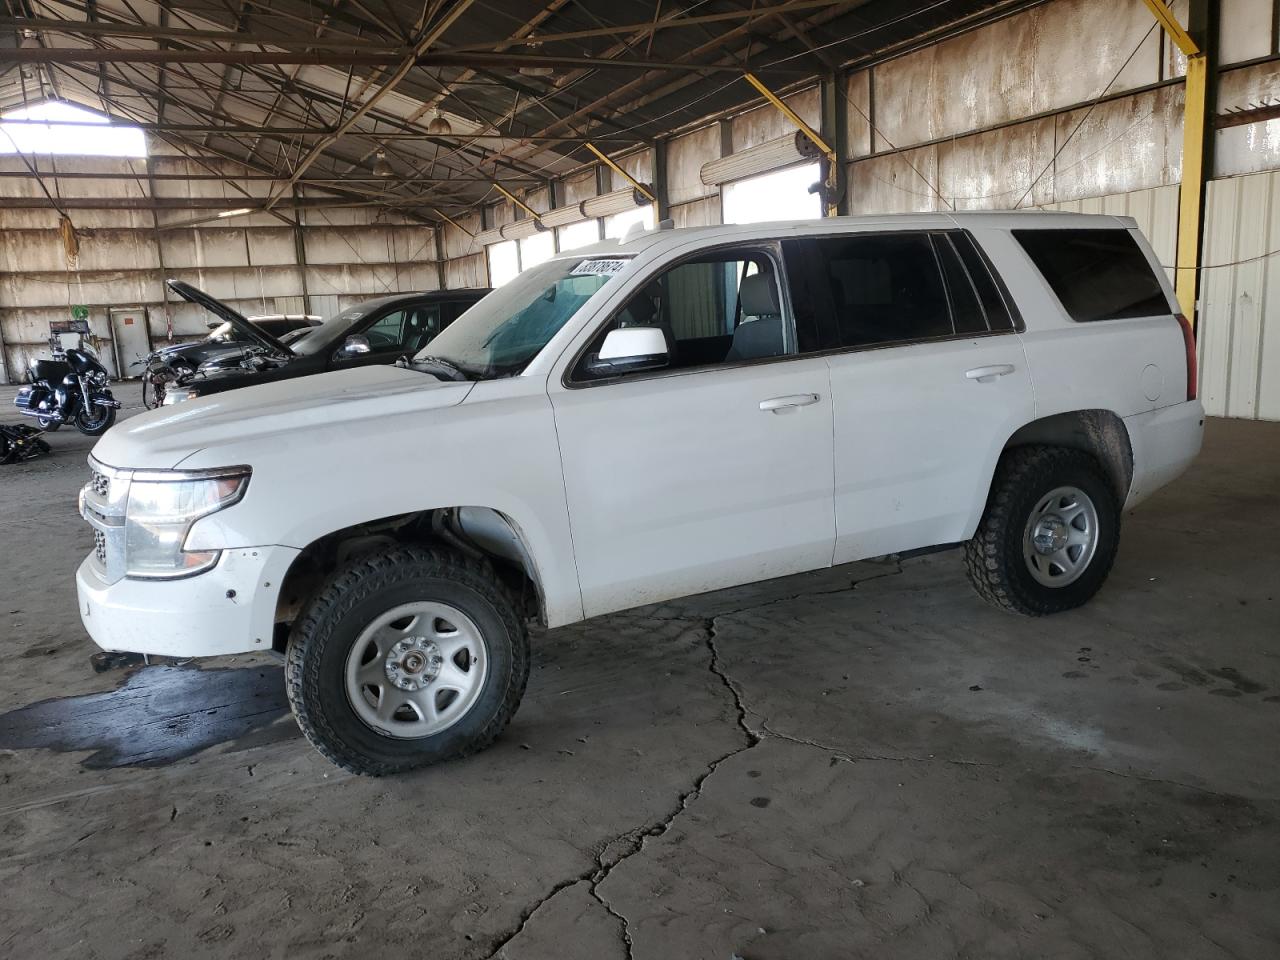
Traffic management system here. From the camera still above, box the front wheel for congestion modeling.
[285,545,530,776]
[75,403,116,436]
[964,446,1120,616]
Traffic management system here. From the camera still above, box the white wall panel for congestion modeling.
[668,196,720,229]
[444,254,486,290]
[1219,0,1274,65]
[668,125,721,205]
[1199,171,1280,421]
[730,88,819,153]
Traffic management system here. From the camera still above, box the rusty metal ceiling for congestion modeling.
[1,0,1040,221]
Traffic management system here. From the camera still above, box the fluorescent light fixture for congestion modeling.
[217,207,253,218]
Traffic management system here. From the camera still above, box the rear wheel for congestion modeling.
[35,415,60,432]
[965,446,1120,616]
[285,545,529,776]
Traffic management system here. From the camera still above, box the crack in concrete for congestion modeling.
[1072,764,1275,802]
[487,562,909,958]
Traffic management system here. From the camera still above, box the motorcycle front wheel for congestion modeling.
[76,403,116,436]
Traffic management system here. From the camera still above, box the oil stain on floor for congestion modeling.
[0,665,295,768]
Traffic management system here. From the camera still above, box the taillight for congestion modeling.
[1175,313,1197,401]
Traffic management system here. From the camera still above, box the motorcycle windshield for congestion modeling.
[166,280,294,357]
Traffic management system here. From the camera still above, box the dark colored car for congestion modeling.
[162,280,490,404]
[149,314,322,375]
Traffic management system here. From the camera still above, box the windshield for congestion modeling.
[416,257,625,378]
[291,307,369,356]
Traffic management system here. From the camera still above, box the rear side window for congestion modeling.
[1013,228,1170,322]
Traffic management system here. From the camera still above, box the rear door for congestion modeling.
[784,231,1035,563]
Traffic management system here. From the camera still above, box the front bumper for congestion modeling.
[76,545,299,658]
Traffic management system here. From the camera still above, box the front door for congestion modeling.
[109,306,150,378]
[550,246,835,618]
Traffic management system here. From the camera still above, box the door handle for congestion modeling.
[964,364,1016,383]
[759,393,821,413]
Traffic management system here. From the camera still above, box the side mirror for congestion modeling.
[585,327,669,377]
[340,334,372,358]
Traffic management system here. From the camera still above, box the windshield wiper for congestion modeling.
[407,355,472,382]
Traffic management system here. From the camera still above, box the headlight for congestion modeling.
[124,468,250,578]
[162,386,199,405]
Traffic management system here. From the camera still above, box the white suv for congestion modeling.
[77,212,1203,775]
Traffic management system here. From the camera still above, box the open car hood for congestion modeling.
[166,279,294,357]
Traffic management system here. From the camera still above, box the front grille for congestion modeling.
[83,458,128,584]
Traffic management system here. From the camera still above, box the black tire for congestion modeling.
[964,446,1120,616]
[36,416,61,432]
[285,545,530,776]
[75,404,116,436]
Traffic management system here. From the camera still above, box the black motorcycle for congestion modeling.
[13,341,121,436]
[135,349,190,410]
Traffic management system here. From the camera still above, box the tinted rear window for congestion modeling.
[1013,228,1169,322]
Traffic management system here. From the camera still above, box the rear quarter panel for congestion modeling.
[972,224,1188,422]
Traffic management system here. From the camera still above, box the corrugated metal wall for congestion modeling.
[1200,170,1280,420]
[0,147,455,383]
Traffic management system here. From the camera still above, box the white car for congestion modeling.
[76,212,1203,775]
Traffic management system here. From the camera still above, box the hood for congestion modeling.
[167,280,293,357]
[91,364,474,469]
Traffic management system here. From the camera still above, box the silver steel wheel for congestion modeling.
[1022,485,1100,588]
[344,601,489,740]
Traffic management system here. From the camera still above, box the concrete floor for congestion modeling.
[0,381,1277,959]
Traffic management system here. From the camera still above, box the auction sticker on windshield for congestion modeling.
[570,258,631,276]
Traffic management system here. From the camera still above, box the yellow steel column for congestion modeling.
[743,72,839,218]
[1175,54,1208,321]
[1142,0,1207,322]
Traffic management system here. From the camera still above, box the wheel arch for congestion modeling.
[272,505,550,652]
[999,409,1134,503]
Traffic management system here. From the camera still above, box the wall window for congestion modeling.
[604,205,655,240]
[0,101,146,158]
[558,219,601,251]
[519,230,555,271]
[487,240,520,287]
[722,163,821,225]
